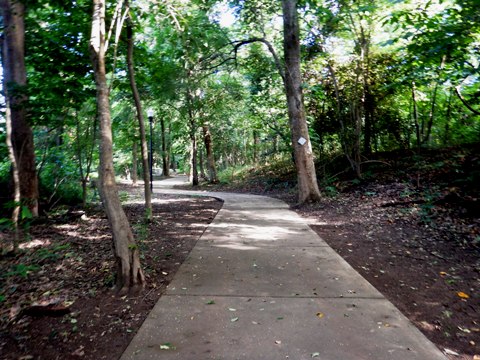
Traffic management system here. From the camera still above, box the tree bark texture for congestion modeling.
[189,132,199,186]
[282,0,321,204]
[187,89,199,186]
[202,125,218,183]
[125,11,151,219]
[0,0,39,216]
[89,0,144,292]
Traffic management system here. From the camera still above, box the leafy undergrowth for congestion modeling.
[186,144,480,359]
[0,192,222,360]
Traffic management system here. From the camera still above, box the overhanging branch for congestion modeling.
[232,38,285,84]
[455,86,480,116]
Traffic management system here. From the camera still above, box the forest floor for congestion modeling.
[0,145,479,360]
[0,191,222,360]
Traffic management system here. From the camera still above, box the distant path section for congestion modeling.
[121,175,447,360]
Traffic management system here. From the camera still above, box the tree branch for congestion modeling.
[455,86,480,116]
[232,38,285,83]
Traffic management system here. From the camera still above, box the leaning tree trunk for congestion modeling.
[202,125,218,183]
[125,9,151,220]
[282,0,321,204]
[90,0,144,293]
[0,0,39,216]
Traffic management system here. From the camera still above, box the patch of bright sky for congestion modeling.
[210,1,237,28]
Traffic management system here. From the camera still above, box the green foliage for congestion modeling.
[2,264,40,279]
[32,243,71,264]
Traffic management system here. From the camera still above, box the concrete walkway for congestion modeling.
[120,176,447,360]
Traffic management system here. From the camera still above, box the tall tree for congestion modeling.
[125,2,152,221]
[282,0,321,203]
[89,0,145,292]
[0,0,39,216]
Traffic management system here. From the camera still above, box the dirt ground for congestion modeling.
[0,191,222,360]
[291,184,480,360]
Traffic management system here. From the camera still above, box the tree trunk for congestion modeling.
[443,88,454,146]
[282,0,321,204]
[253,130,260,165]
[189,132,199,186]
[125,9,151,220]
[423,81,439,145]
[0,0,39,216]
[411,81,421,149]
[132,141,138,186]
[187,89,199,186]
[89,0,145,293]
[160,117,169,177]
[202,125,218,183]
[199,150,207,180]
[3,85,21,252]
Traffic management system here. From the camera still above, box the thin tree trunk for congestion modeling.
[282,0,321,204]
[189,132,198,185]
[327,61,356,172]
[160,117,169,177]
[74,113,97,208]
[202,125,218,183]
[125,6,151,220]
[253,130,259,164]
[0,0,38,216]
[411,81,421,149]
[423,81,439,145]
[132,141,138,186]
[443,88,454,146]
[75,116,88,207]
[90,0,144,293]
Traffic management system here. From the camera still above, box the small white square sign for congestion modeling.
[298,137,307,146]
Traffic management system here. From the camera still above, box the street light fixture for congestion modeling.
[147,108,154,193]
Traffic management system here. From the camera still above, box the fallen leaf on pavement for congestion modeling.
[444,348,460,356]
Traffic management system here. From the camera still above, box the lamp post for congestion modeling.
[147,108,154,193]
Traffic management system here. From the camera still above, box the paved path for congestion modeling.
[121,176,447,360]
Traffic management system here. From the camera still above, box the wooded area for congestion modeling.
[0,0,478,285]
[1,0,479,287]
[0,0,479,358]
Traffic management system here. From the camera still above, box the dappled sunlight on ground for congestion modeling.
[213,243,260,251]
[19,239,51,249]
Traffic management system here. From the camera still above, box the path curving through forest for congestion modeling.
[120,176,447,360]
